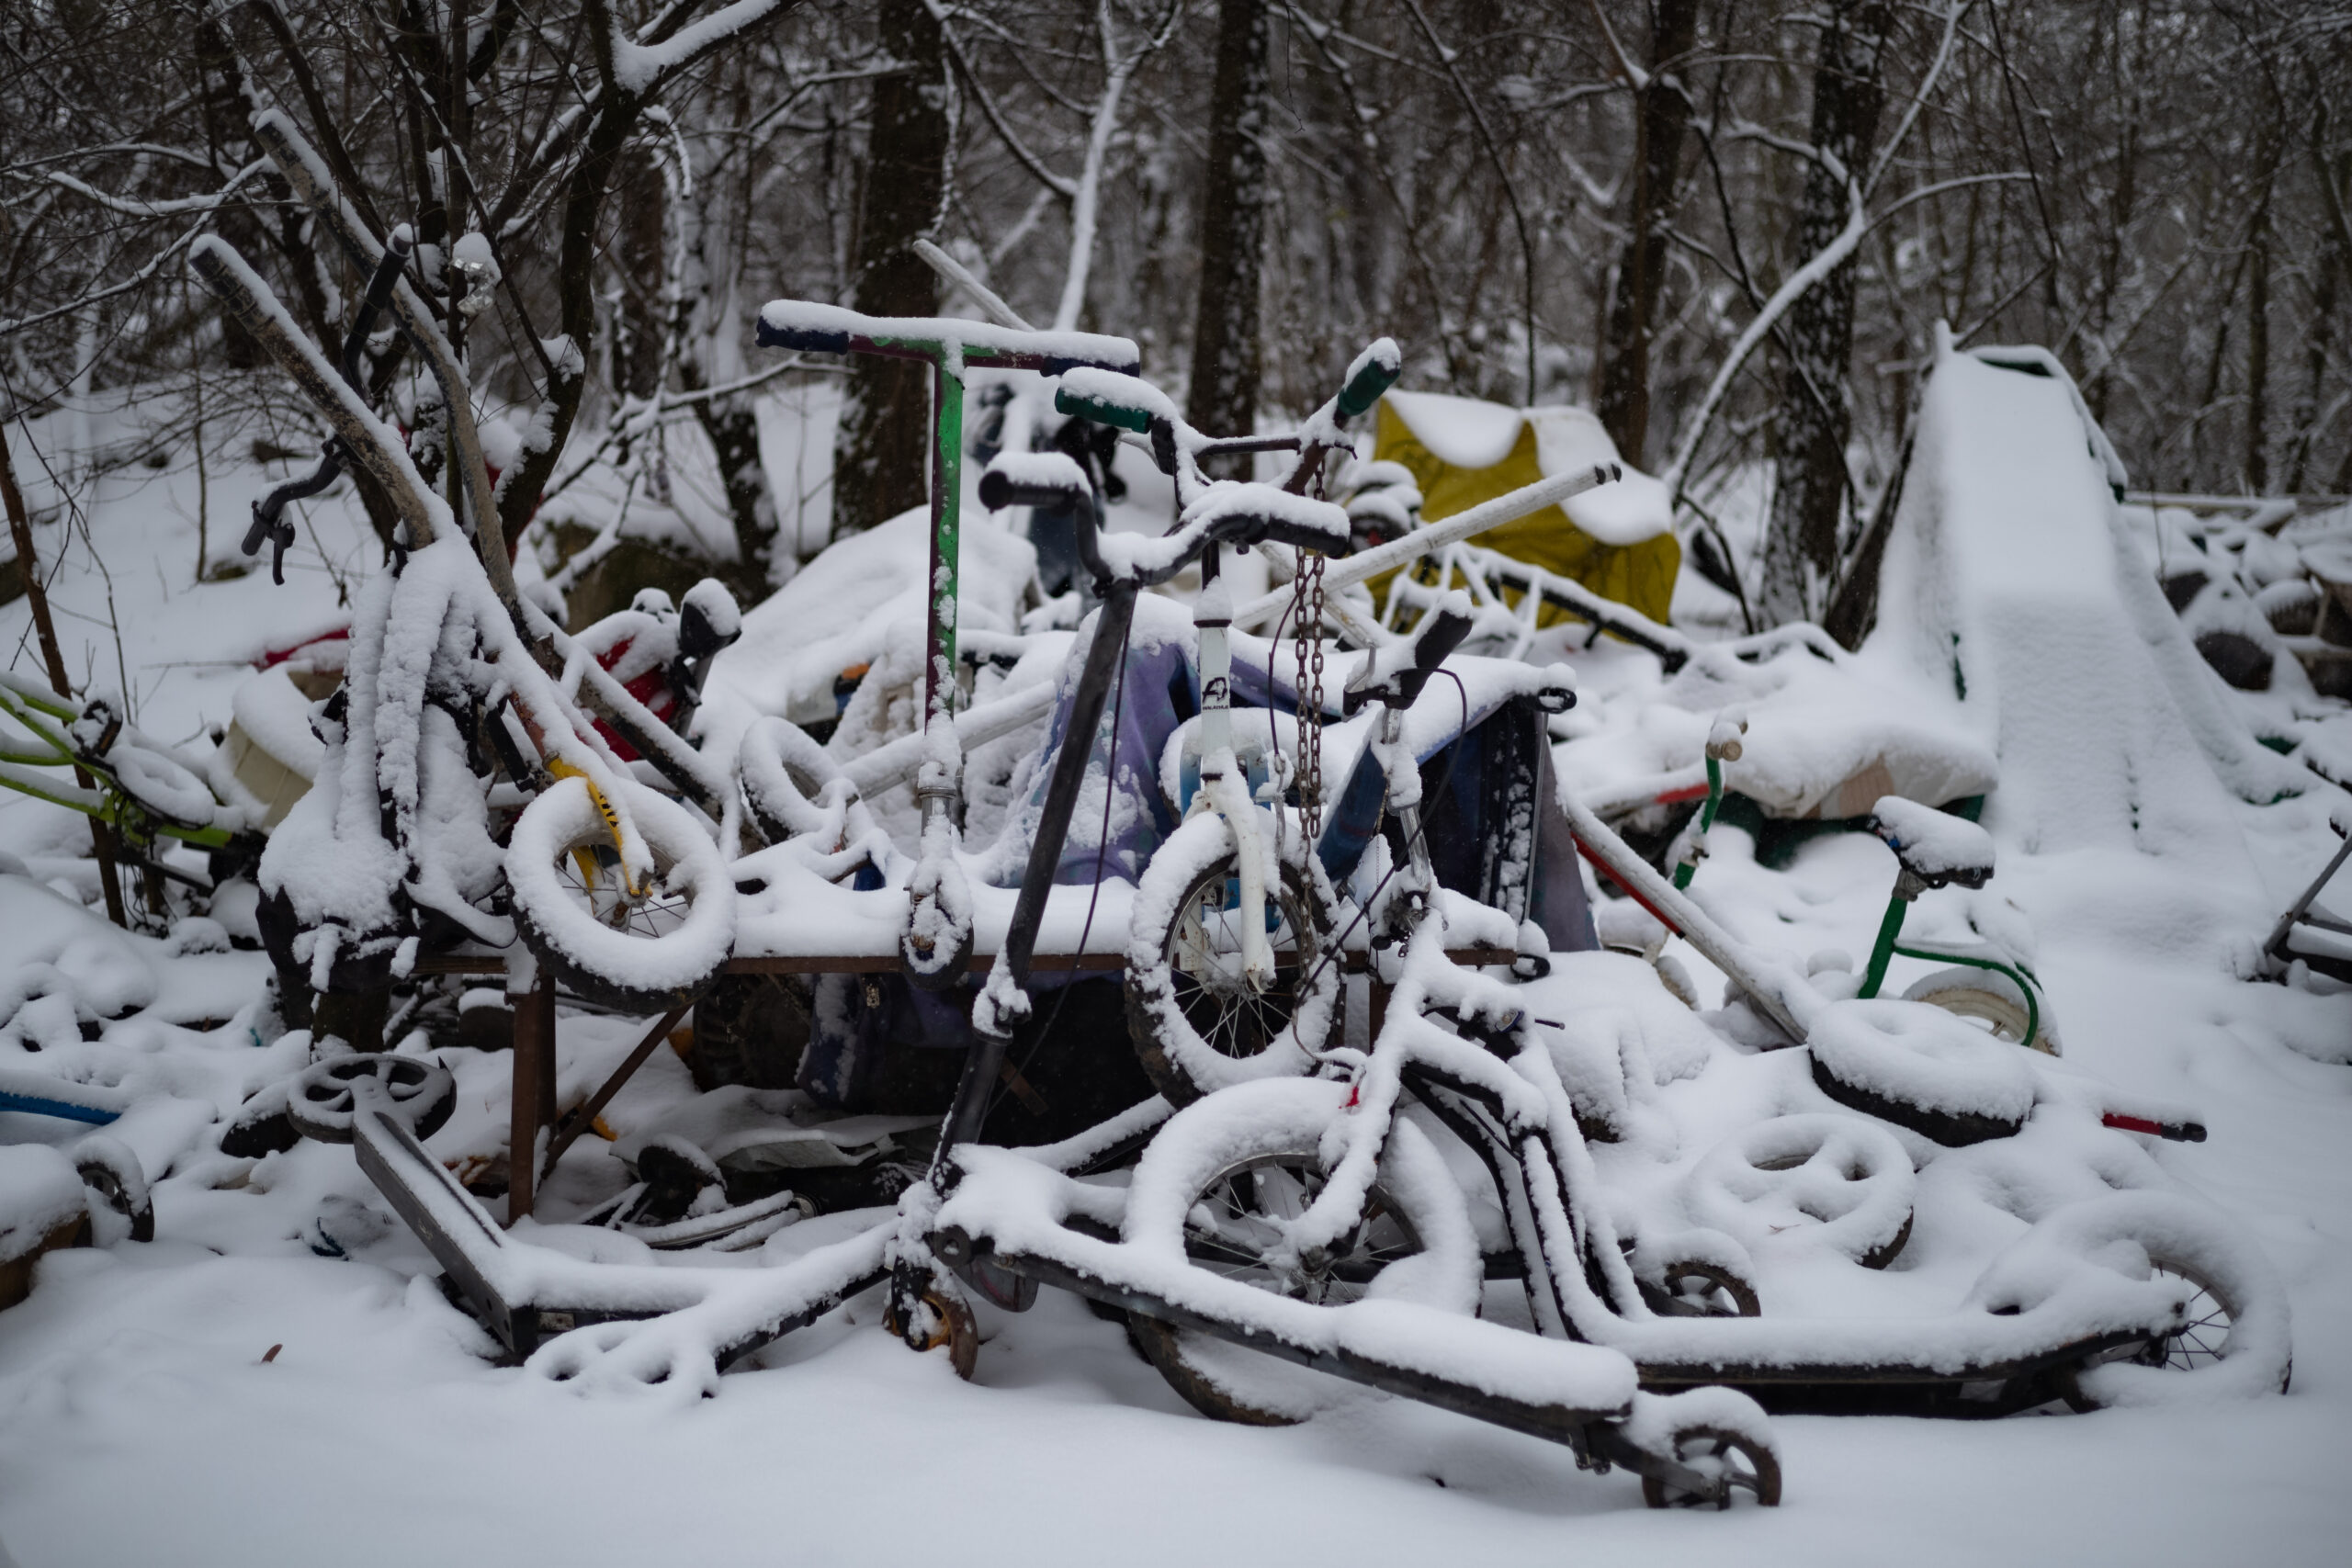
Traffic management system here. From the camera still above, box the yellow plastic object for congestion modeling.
[547,759,651,897]
[1372,399,1681,626]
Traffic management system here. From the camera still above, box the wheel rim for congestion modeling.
[1651,1431,1777,1509]
[1659,1261,1759,1318]
[1182,1150,1419,1306]
[550,840,695,942]
[2135,1261,2233,1371]
[1166,867,1319,1063]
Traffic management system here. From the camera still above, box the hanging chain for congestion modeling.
[1300,550,1326,845]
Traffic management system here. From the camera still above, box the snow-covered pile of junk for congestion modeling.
[5,219,2347,1519]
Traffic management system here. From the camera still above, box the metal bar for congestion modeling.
[1233,462,1620,626]
[952,1236,1627,1450]
[2261,827,2352,964]
[723,952,1123,976]
[924,357,965,728]
[507,975,553,1223]
[540,1000,691,1180]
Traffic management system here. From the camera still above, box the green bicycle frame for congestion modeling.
[1852,876,2042,1044]
[0,674,237,852]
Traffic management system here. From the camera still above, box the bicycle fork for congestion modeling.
[1192,550,1276,990]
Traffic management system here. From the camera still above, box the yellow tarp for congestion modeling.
[1373,400,1681,626]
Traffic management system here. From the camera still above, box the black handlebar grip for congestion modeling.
[242,501,274,558]
[977,468,1084,513]
[754,317,853,355]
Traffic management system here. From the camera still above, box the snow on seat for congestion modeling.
[1808,997,2038,1145]
[1870,795,1995,887]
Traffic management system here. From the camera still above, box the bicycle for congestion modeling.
[1,671,265,916]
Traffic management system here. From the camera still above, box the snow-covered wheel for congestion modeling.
[1124,816,1340,1107]
[1639,1424,1783,1509]
[1903,966,2060,1055]
[507,775,736,1015]
[286,1054,456,1145]
[1679,1114,1917,1270]
[72,1135,153,1244]
[738,716,849,844]
[2007,1197,2296,1411]
[1655,1258,1761,1318]
[1122,1078,1480,1425]
[1807,998,2037,1147]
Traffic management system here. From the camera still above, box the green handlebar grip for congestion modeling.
[1054,385,1153,435]
[1337,341,1402,420]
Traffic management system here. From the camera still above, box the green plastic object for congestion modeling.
[1054,384,1153,435]
[1338,352,1401,421]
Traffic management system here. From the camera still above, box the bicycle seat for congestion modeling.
[1869,795,1995,890]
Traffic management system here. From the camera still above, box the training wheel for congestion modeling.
[1641,1424,1783,1510]
[287,1054,457,1145]
[73,1135,154,1244]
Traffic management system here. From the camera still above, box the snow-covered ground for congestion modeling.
[2,385,2348,1565]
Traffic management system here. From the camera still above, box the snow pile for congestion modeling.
[1868,329,2302,939]
[696,505,1037,738]
[0,1144,86,1261]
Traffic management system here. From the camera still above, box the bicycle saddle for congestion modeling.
[1869,795,1995,890]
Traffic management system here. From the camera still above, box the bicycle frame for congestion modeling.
[0,672,245,860]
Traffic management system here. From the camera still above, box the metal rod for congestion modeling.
[540,1000,690,1179]
[506,975,554,1223]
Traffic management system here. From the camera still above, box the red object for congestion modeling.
[1654,782,1713,806]
[2100,1111,2207,1143]
[258,626,350,670]
[1571,832,1688,938]
[588,637,673,762]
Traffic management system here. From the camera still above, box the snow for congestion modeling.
[1871,795,1996,883]
[1,344,2349,1563]
[699,506,1037,735]
[1678,1112,1917,1267]
[754,299,1138,377]
[1382,389,1673,547]
[0,1144,85,1260]
[1807,998,2039,1128]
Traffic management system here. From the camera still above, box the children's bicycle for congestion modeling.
[0,671,265,915]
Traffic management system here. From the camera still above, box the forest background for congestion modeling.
[3,0,2346,630]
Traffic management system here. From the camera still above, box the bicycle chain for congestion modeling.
[1302,551,1326,845]
[1295,461,1329,846]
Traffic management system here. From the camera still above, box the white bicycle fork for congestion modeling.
[1191,560,1277,990]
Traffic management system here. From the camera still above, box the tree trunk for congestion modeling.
[831,0,950,538]
[1757,0,1894,627]
[616,147,669,405]
[1594,0,1701,467]
[1185,0,1272,469]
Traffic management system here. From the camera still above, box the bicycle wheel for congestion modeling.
[1124,1079,1479,1425]
[1903,965,2061,1055]
[508,775,735,1014]
[1125,817,1340,1107]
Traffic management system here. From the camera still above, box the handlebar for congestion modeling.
[1336,337,1403,421]
[979,452,1350,592]
[1054,336,1399,499]
[243,228,417,584]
